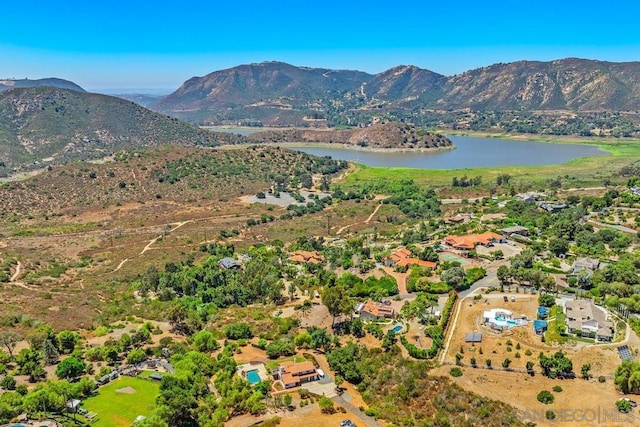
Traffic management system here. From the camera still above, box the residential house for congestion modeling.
[446,213,471,224]
[572,257,600,274]
[277,361,318,389]
[565,300,613,341]
[480,213,507,222]
[540,202,567,213]
[516,192,547,203]
[444,231,504,250]
[289,250,324,265]
[218,257,242,269]
[356,299,396,321]
[500,225,530,237]
[385,247,436,269]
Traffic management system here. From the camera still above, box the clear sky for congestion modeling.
[1,0,639,92]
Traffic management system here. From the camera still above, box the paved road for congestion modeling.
[458,259,508,299]
[333,394,380,427]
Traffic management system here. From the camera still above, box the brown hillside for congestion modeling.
[247,122,452,149]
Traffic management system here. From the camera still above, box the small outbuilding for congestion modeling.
[537,306,549,319]
[465,332,483,343]
[533,320,548,335]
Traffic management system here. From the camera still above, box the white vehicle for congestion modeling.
[317,368,325,378]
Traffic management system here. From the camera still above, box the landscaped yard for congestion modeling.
[82,377,160,427]
[545,304,568,344]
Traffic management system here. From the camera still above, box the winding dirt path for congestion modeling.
[9,260,22,282]
[365,202,383,223]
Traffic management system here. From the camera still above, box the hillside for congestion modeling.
[154,61,372,125]
[154,59,640,128]
[0,145,346,220]
[0,77,85,92]
[247,122,453,149]
[0,87,244,174]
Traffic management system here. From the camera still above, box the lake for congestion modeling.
[283,136,608,169]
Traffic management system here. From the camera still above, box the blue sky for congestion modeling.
[1,0,639,91]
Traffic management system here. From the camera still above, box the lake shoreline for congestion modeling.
[218,141,456,154]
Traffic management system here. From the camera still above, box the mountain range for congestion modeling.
[153,59,640,126]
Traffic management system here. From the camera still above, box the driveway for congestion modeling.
[304,376,337,398]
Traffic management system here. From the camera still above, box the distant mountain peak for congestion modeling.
[0,77,85,93]
[152,59,640,125]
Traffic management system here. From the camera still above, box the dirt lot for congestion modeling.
[433,365,632,427]
[441,292,638,426]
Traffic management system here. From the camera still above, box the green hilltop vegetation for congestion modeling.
[0,87,245,175]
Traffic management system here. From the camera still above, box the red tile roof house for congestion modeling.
[384,247,437,269]
[444,231,504,251]
[356,299,396,321]
[276,361,318,389]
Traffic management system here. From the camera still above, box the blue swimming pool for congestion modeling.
[391,324,403,334]
[246,369,261,385]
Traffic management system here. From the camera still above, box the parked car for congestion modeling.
[503,296,508,302]
[510,296,516,302]
[340,420,356,427]
[317,368,325,378]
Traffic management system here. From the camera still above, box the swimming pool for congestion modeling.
[391,324,404,334]
[492,316,526,329]
[246,369,261,385]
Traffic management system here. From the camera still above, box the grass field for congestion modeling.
[82,377,160,427]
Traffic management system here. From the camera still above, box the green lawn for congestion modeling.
[545,305,568,344]
[82,377,160,427]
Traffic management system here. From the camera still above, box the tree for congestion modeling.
[127,349,147,365]
[581,363,591,380]
[617,399,632,413]
[310,328,332,352]
[497,265,510,286]
[0,330,21,358]
[321,286,353,326]
[288,282,297,301]
[41,338,59,366]
[537,390,554,404]
[56,356,86,380]
[16,348,46,382]
[224,323,253,340]
[502,358,512,369]
[440,266,466,290]
[192,330,220,352]
[0,375,16,390]
[538,294,555,308]
[548,238,569,257]
[57,330,80,354]
[382,330,397,352]
[526,361,535,373]
[318,396,335,413]
[350,317,364,338]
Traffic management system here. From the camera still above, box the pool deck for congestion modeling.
[237,362,269,384]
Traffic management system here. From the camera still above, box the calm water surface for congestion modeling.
[286,136,608,169]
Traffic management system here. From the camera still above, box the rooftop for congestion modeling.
[444,231,503,249]
[360,299,395,318]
